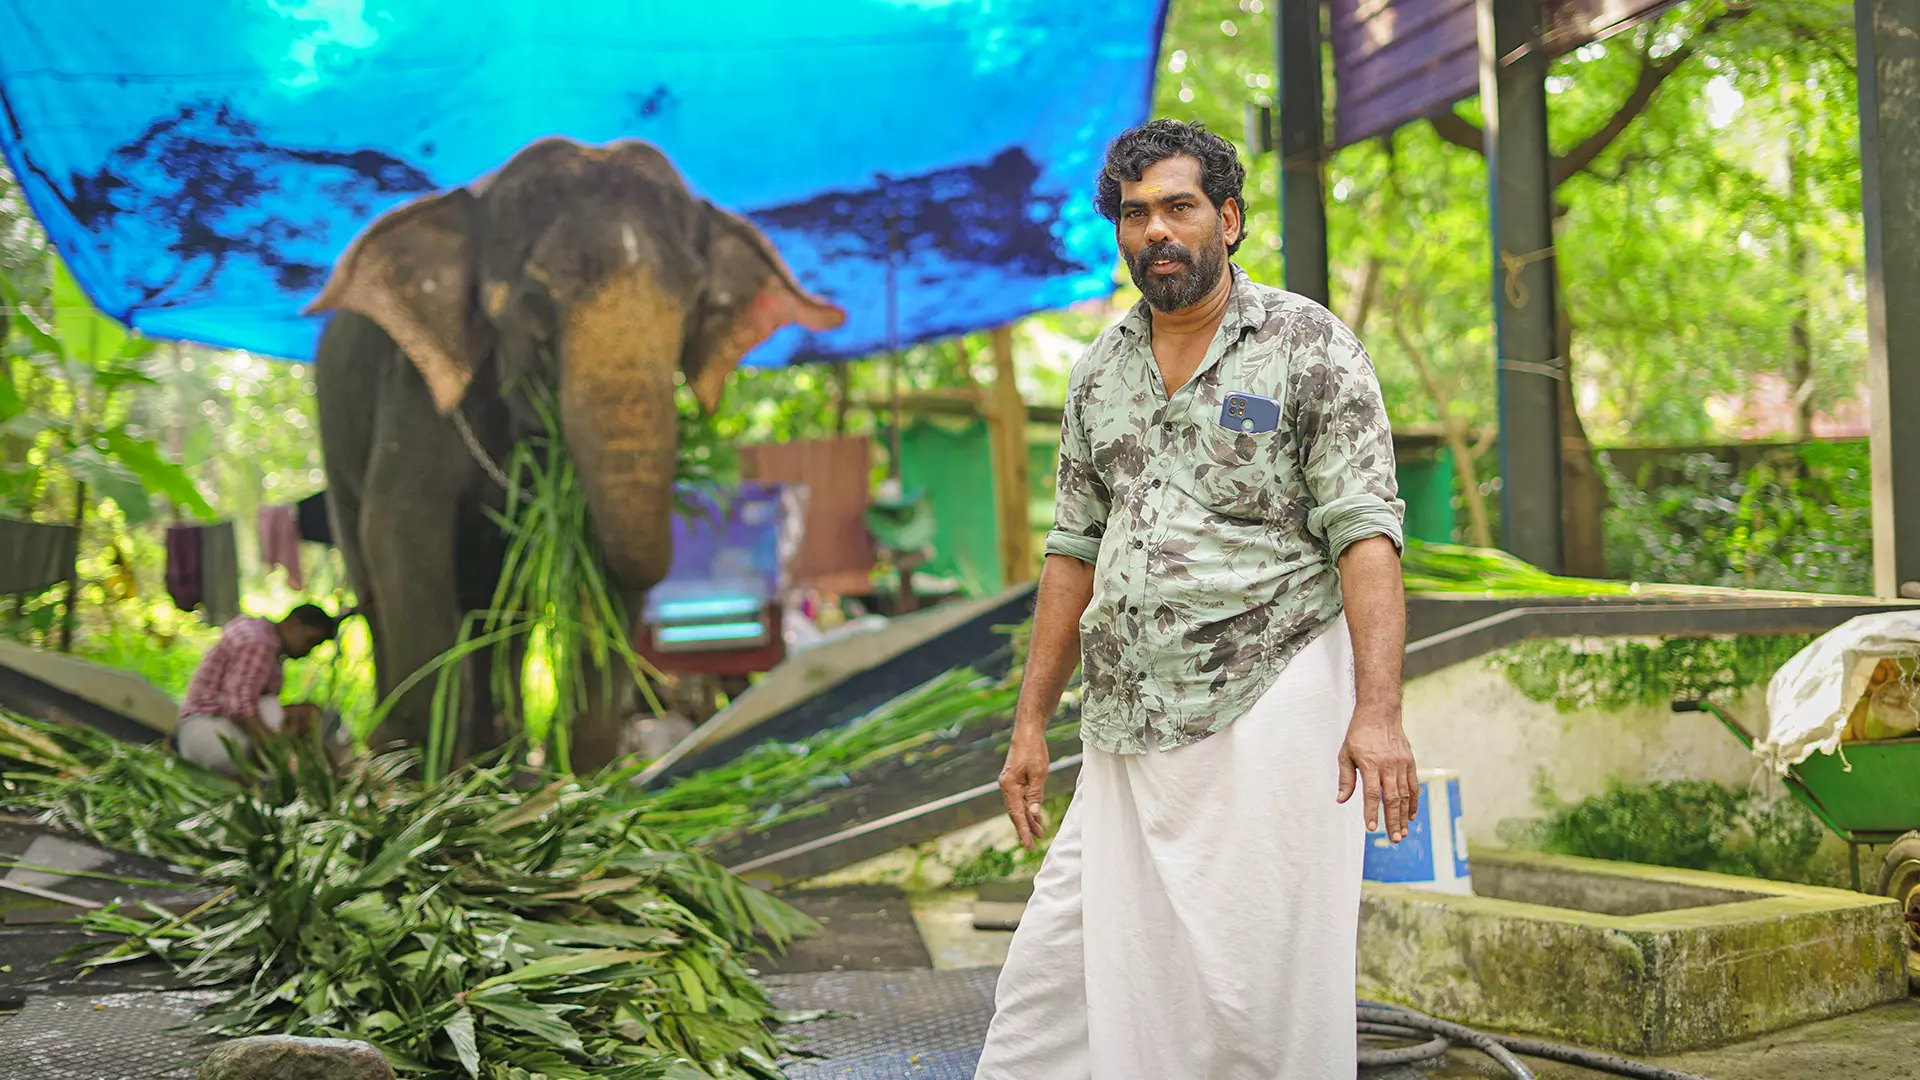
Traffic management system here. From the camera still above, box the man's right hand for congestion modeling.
[999,730,1050,850]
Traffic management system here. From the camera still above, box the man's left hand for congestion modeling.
[1337,705,1418,843]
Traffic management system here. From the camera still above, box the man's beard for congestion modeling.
[1124,221,1228,312]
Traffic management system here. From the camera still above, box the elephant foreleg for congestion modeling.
[325,484,388,689]
[359,492,463,759]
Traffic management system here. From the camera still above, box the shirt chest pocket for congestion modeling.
[1188,423,1282,519]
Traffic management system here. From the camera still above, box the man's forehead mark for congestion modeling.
[1141,184,1163,194]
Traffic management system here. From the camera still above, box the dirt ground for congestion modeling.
[1403,997,1920,1080]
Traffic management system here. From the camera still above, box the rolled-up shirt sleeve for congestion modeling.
[1042,359,1110,566]
[1295,320,1406,559]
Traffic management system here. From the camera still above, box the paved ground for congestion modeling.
[1405,998,1920,1079]
[3,884,1914,1079]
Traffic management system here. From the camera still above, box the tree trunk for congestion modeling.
[1391,314,1494,548]
[1344,254,1384,336]
[1788,272,1814,442]
[1785,97,1816,443]
[1556,292,1608,578]
[832,360,851,436]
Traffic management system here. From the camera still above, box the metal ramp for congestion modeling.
[716,592,1916,886]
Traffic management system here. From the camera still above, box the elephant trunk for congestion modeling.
[557,267,685,595]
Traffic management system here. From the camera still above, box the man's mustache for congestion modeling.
[1133,242,1195,268]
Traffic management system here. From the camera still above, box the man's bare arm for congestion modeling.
[1333,535,1417,841]
[1000,553,1096,849]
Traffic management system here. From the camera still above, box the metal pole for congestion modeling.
[1856,0,1920,598]
[1478,0,1565,572]
[1275,0,1329,305]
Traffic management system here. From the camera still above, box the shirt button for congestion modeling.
[1151,478,1162,488]
[1132,539,1144,549]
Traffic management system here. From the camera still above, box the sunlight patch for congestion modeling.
[269,0,381,90]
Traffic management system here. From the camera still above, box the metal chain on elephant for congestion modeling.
[450,409,531,503]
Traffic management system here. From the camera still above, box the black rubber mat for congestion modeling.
[766,967,1000,1080]
[0,990,221,1080]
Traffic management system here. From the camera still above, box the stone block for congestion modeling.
[1358,849,1909,1054]
[199,1035,392,1080]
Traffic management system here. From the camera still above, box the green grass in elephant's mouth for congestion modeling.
[364,385,669,782]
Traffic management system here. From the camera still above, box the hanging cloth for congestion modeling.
[0,516,79,595]
[296,490,332,545]
[200,522,241,626]
[165,526,203,612]
[257,505,304,589]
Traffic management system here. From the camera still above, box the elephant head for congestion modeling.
[306,137,844,591]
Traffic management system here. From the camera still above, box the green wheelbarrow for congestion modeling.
[1675,699,1920,976]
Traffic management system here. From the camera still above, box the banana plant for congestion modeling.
[0,252,212,524]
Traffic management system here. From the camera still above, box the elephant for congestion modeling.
[307,136,845,769]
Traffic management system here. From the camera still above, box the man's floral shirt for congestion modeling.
[1045,264,1404,754]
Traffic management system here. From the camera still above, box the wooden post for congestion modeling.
[1857,0,1920,597]
[986,326,1034,585]
[1275,0,1330,306]
[1479,0,1565,572]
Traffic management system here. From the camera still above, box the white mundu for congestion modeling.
[975,617,1366,1080]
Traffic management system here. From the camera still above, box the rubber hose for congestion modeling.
[1358,1004,1535,1079]
[1355,1022,1450,1066]
[1492,1034,1716,1080]
[1357,1001,1716,1080]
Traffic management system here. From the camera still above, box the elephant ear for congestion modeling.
[306,189,481,415]
[683,204,845,412]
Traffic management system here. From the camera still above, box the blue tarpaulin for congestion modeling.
[0,2,1165,364]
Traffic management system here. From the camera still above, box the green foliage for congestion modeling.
[1493,634,1813,714]
[634,620,1069,851]
[1159,0,1866,452]
[944,791,1071,888]
[946,842,1047,889]
[69,618,213,700]
[1603,443,1872,594]
[0,712,812,1079]
[1401,540,1636,597]
[632,667,1024,847]
[1521,777,1829,885]
[0,254,213,527]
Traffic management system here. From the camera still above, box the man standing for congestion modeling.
[975,120,1416,1079]
[175,604,338,775]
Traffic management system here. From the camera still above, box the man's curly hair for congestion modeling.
[1094,119,1247,255]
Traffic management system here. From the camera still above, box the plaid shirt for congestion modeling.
[1047,265,1404,755]
[179,616,284,720]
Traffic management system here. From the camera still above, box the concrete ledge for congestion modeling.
[1358,850,1909,1054]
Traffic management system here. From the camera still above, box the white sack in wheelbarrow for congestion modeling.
[1758,610,1920,774]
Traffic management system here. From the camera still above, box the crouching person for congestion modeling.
[174,604,338,775]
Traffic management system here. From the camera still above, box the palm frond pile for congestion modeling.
[0,715,812,1080]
